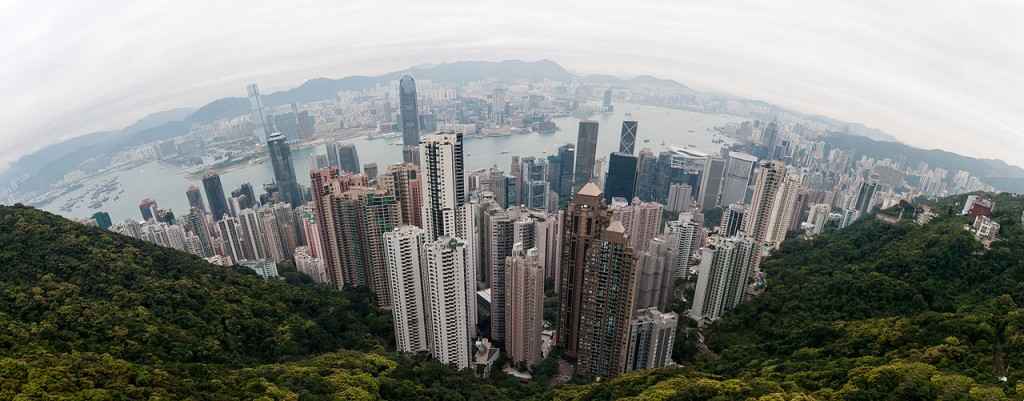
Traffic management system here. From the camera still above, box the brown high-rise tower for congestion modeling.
[556,182,611,360]
[576,220,640,379]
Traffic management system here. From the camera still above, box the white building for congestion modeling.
[666,183,692,213]
[666,213,703,279]
[422,236,470,369]
[420,132,466,241]
[625,308,678,372]
[384,226,431,354]
[689,235,757,325]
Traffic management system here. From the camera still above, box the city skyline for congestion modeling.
[3,1,1024,173]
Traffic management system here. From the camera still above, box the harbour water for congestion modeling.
[42,103,743,222]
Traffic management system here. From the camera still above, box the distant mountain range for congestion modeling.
[3,59,1023,197]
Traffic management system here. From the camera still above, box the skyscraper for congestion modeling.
[698,157,726,210]
[806,203,832,235]
[573,121,599,192]
[720,203,747,237]
[422,237,470,369]
[764,174,802,250]
[237,208,268,261]
[720,152,758,207]
[604,152,638,203]
[634,236,676,312]
[246,83,272,139]
[185,207,213,257]
[420,132,465,241]
[610,198,663,255]
[384,225,430,353]
[217,216,244,264]
[556,144,576,200]
[338,143,361,174]
[309,168,369,289]
[505,244,545,368]
[399,75,421,165]
[487,207,518,346]
[139,198,158,222]
[457,201,485,340]
[689,235,758,324]
[380,163,423,228]
[335,187,401,307]
[666,183,692,213]
[855,180,879,216]
[186,185,206,213]
[267,133,303,208]
[576,220,639,379]
[619,120,638,154]
[666,213,703,279]
[744,160,787,246]
[557,183,610,360]
[635,149,658,202]
[625,308,677,372]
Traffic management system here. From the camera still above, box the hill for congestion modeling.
[825,133,1024,193]
[3,195,1024,399]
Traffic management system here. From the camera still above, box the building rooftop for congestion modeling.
[728,151,758,162]
[577,182,602,197]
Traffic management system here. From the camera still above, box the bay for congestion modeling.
[43,103,742,222]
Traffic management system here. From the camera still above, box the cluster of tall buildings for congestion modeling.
[103,77,953,382]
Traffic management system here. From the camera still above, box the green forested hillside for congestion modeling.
[2,193,1024,400]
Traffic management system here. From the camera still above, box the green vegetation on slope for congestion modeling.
[2,192,1024,400]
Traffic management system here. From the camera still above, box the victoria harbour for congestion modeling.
[42,102,742,222]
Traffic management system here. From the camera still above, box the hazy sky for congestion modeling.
[3,0,1023,169]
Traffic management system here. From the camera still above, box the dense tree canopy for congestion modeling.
[1,193,1023,399]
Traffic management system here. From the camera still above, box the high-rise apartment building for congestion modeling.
[334,187,401,307]
[610,198,663,254]
[689,235,757,324]
[806,203,832,235]
[384,225,430,353]
[573,121,599,192]
[625,308,677,372]
[422,237,470,369]
[666,183,692,213]
[557,183,611,360]
[380,163,423,228]
[744,160,787,245]
[576,220,639,379]
[666,213,703,279]
[309,168,368,289]
[505,244,545,368]
[420,132,465,241]
[634,236,676,312]
[720,203,747,237]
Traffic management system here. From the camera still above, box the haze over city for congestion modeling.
[4,0,1024,170]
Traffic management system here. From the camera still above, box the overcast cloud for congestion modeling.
[3,0,1023,169]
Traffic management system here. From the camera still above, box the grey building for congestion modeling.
[267,133,303,208]
[619,120,638,154]
[573,121,599,192]
[399,75,420,164]
[604,152,638,203]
